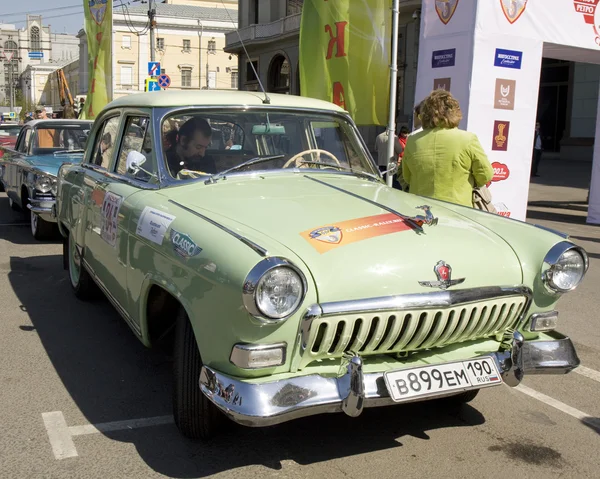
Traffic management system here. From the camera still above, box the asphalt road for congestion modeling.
[1,163,600,478]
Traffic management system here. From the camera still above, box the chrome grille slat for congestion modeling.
[300,294,529,369]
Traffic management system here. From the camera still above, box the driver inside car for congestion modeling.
[165,117,217,177]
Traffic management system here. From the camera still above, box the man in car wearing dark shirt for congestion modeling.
[165,117,216,177]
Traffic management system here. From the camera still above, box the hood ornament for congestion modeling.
[419,260,465,289]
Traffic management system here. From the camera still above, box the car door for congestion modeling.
[4,126,32,204]
[82,112,158,328]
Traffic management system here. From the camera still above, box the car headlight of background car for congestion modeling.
[34,174,57,195]
[542,241,589,293]
[243,257,307,322]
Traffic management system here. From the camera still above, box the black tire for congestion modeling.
[67,232,99,300]
[8,196,20,211]
[30,211,56,241]
[173,308,223,440]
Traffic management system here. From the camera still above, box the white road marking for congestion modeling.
[42,411,78,460]
[69,415,173,436]
[513,384,600,431]
[42,412,174,460]
[573,365,600,384]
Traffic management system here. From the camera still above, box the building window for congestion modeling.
[30,26,41,51]
[208,71,216,89]
[245,60,258,83]
[183,39,191,52]
[122,35,131,49]
[208,39,216,54]
[121,65,133,86]
[252,0,259,24]
[287,0,303,15]
[156,38,164,50]
[231,70,238,89]
[268,55,290,94]
[181,69,192,88]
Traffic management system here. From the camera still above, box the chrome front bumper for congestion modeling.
[199,331,579,427]
[27,199,56,223]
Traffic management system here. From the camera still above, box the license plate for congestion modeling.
[383,356,502,402]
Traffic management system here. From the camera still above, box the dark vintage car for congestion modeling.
[0,119,93,239]
[0,122,21,150]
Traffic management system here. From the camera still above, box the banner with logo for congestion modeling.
[299,0,392,125]
[416,0,600,223]
[81,0,112,120]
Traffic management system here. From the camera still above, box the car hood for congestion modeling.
[167,174,523,302]
[27,154,84,176]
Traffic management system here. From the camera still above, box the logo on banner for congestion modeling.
[432,49,456,68]
[573,1,600,46]
[492,121,510,151]
[435,0,460,25]
[494,203,512,217]
[434,78,452,91]
[499,0,528,24]
[494,49,522,69]
[491,162,510,182]
[494,79,516,110]
[89,0,108,26]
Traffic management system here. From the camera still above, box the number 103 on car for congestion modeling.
[384,357,502,402]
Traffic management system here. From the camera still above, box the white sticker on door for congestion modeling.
[136,206,176,245]
[101,192,123,247]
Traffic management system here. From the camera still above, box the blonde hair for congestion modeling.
[420,89,462,129]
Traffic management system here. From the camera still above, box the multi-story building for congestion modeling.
[1,15,78,108]
[21,58,80,113]
[78,0,239,100]
[225,1,600,161]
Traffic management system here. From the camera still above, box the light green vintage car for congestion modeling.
[54,90,588,440]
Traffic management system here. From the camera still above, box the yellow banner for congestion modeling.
[81,0,112,120]
[299,0,392,126]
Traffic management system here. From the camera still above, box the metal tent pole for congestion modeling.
[385,0,400,187]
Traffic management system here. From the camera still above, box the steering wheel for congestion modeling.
[282,149,341,169]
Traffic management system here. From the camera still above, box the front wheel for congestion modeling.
[30,212,56,240]
[67,232,99,300]
[173,308,223,440]
[8,196,20,211]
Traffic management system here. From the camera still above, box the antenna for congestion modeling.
[220,0,270,104]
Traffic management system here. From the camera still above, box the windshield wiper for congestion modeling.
[53,149,85,156]
[205,155,285,184]
[295,160,381,182]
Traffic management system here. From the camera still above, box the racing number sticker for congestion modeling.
[101,192,123,247]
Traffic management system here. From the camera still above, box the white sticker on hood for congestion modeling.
[136,206,176,245]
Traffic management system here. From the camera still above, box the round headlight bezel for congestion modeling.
[541,241,589,294]
[242,257,307,323]
[34,174,53,193]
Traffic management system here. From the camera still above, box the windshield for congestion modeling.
[160,109,379,181]
[34,124,91,151]
[0,125,20,137]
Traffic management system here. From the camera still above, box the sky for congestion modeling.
[0,1,136,35]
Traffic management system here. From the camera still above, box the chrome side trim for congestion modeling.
[534,224,570,239]
[27,204,53,214]
[82,163,160,190]
[168,199,268,257]
[303,175,425,233]
[199,331,579,427]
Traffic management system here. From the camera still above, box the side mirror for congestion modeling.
[126,150,146,173]
[384,161,398,176]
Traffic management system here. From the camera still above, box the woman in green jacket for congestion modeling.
[400,89,493,208]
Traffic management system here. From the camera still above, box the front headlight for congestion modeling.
[542,242,589,293]
[243,257,307,322]
[34,174,53,193]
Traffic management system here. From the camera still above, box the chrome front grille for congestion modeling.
[298,290,528,369]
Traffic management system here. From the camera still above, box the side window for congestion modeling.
[89,116,120,169]
[115,116,156,183]
[19,130,32,153]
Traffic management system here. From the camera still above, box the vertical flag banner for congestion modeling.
[82,0,112,119]
[299,0,392,126]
